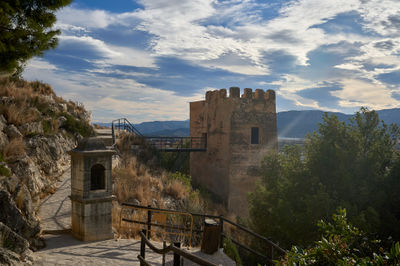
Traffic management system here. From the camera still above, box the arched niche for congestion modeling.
[90,164,105,190]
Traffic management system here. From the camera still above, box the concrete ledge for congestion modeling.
[69,195,115,204]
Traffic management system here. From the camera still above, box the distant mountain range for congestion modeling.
[95,108,400,138]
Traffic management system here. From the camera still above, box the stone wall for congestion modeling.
[190,87,277,215]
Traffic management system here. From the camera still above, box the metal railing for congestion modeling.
[118,203,194,247]
[111,118,206,152]
[144,136,206,151]
[190,213,286,265]
[111,118,143,144]
[138,230,217,266]
[119,203,286,265]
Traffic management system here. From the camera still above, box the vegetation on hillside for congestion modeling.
[248,108,400,263]
[113,133,225,242]
[0,0,72,75]
[0,78,93,264]
[279,208,400,265]
[0,78,93,142]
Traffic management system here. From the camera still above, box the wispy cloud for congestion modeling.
[22,0,400,121]
[24,59,204,122]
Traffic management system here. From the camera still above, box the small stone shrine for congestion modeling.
[68,137,115,241]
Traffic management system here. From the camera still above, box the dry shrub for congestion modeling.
[114,157,163,206]
[30,80,55,96]
[54,95,64,104]
[3,138,26,161]
[0,79,67,126]
[165,179,189,200]
[1,104,39,125]
[0,79,33,99]
[50,118,59,134]
[66,100,86,117]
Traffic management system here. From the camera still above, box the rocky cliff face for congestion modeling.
[0,78,93,264]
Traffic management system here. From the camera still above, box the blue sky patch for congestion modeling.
[22,0,400,122]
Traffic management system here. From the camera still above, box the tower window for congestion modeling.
[91,164,105,190]
[251,127,259,144]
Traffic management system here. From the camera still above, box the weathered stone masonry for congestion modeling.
[69,138,115,241]
[190,87,277,215]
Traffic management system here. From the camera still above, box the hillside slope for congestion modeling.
[0,78,93,264]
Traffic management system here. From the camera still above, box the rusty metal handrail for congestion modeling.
[118,204,194,247]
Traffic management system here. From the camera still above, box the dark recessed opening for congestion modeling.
[251,127,259,144]
[91,164,105,190]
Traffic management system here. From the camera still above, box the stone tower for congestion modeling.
[190,87,277,215]
[68,137,115,241]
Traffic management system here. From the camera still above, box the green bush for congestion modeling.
[278,208,400,265]
[0,165,11,177]
[249,108,400,248]
[0,154,11,177]
[224,236,242,265]
[169,172,191,189]
[42,120,52,135]
[160,151,189,174]
[60,112,92,137]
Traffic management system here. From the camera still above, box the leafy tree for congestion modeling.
[278,208,400,265]
[248,108,400,249]
[0,0,71,74]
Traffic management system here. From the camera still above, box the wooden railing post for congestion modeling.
[147,205,152,240]
[173,242,181,266]
[162,240,166,266]
[219,216,224,249]
[271,246,274,261]
[140,229,147,266]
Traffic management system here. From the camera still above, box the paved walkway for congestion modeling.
[34,166,234,265]
[37,168,71,232]
[33,234,234,265]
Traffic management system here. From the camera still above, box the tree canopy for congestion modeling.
[278,208,400,265]
[0,0,71,74]
[248,108,400,249]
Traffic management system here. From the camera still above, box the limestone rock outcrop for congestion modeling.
[0,78,93,263]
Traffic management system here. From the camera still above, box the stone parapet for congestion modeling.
[203,87,276,109]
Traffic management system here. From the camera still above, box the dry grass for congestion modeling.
[0,104,38,125]
[30,80,55,96]
[165,179,189,200]
[113,133,230,243]
[0,78,57,125]
[3,138,26,161]
[114,157,164,206]
[50,119,59,134]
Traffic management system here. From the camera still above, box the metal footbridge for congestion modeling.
[111,118,206,152]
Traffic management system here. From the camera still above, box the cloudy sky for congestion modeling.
[23,0,400,123]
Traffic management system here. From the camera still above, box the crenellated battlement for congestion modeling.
[204,87,275,103]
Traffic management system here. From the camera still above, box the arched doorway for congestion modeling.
[90,164,105,190]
